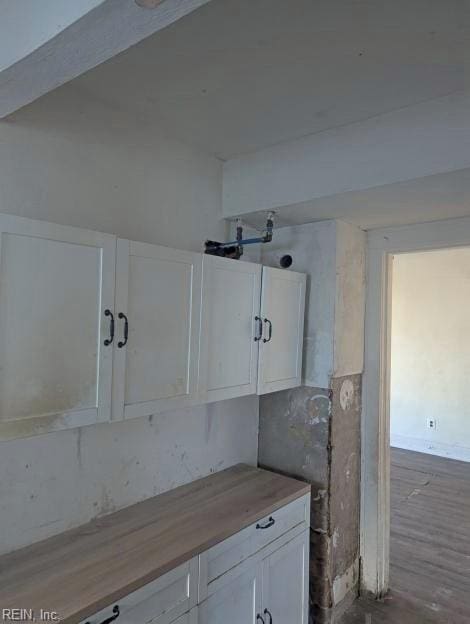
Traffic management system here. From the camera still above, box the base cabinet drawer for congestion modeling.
[80,558,198,624]
[201,494,310,586]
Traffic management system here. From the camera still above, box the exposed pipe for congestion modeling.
[204,212,275,259]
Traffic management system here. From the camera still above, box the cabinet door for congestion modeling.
[0,214,116,440]
[199,562,262,624]
[261,531,309,624]
[113,239,202,420]
[199,256,261,403]
[257,267,306,395]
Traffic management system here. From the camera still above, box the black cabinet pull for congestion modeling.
[254,316,263,342]
[256,615,265,624]
[118,312,129,348]
[85,604,120,624]
[256,516,275,530]
[263,318,273,343]
[264,608,273,624]
[104,309,114,346]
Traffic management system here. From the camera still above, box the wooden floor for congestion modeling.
[339,448,470,624]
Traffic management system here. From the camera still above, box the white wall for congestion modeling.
[391,248,470,461]
[0,84,259,555]
[333,220,366,378]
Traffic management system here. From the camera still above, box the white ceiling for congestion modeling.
[72,0,466,160]
[238,168,470,231]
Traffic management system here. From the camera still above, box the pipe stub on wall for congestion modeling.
[280,255,293,268]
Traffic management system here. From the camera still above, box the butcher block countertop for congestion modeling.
[0,464,310,624]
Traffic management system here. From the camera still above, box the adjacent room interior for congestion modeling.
[390,249,470,618]
[0,1,468,623]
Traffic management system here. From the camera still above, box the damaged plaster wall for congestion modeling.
[259,378,361,623]
[259,220,365,623]
[0,83,259,555]
[258,386,333,616]
[330,375,361,609]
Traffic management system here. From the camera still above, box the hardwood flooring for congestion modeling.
[339,448,470,624]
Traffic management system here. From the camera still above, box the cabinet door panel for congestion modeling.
[258,267,306,394]
[113,240,202,420]
[262,531,309,624]
[199,563,261,624]
[0,215,115,439]
[199,256,261,403]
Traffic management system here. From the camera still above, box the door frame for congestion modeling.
[361,215,470,595]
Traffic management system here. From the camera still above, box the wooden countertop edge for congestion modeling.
[71,485,311,623]
[0,465,310,624]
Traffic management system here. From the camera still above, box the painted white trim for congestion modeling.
[362,214,470,596]
[391,436,470,464]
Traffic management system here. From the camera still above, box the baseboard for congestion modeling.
[391,434,470,463]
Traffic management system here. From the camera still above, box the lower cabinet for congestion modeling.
[199,530,309,624]
[261,531,309,624]
[198,562,262,624]
[80,495,310,624]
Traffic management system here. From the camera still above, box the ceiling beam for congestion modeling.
[0,0,212,118]
[223,91,470,220]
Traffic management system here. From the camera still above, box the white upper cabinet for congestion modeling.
[257,267,306,395]
[0,211,307,439]
[198,256,262,403]
[199,258,306,401]
[0,214,116,440]
[112,239,202,420]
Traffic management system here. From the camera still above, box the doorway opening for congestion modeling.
[387,248,470,618]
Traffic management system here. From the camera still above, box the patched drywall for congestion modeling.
[333,222,366,378]
[0,84,259,555]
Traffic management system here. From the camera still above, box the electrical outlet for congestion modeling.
[427,418,437,431]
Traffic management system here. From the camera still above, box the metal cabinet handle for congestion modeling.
[117,313,129,348]
[85,605,120,624]
[256,516,275,530]
[256,615,265,624]
[262,318,273,343]
[264,608,273,624]
[103,309,114,346]
[254,316,263,342]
